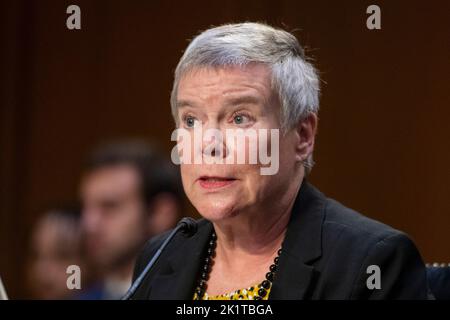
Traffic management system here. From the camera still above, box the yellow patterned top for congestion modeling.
[193,282,271,300]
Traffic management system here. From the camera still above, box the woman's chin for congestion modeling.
[195,202,240,222]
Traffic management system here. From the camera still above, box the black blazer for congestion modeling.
[131,180,428,299]
[427,266,450,299]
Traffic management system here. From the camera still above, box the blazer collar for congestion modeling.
[147,179,326,300]
[270,179,326,299]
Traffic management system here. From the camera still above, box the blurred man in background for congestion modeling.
[79,140,183,299]
[28,207,84,299]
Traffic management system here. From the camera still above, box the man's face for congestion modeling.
[29,217,81,299]
[80,164,148,270]
[176,64,302,222]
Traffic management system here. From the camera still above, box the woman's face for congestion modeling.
[175,64,303,222]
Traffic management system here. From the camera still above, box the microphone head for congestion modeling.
[179,217,198,237]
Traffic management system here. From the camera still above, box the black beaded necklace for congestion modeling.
[193,231,282,300]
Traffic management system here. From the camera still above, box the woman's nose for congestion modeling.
[201,125,228,160]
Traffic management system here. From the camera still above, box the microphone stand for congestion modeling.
[121,217,197,300]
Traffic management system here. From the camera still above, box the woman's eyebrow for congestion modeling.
[176,99,198,109]
[223,95,262,107]
[177,96,262,109]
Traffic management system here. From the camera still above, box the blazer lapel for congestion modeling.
[270,253,316,299]
[270,180,326,300]
[148,221,213,299]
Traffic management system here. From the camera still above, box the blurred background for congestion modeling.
[1,0,449,298]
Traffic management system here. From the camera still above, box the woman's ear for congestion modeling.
[294,113,318,162]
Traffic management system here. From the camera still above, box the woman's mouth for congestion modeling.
[197,176,236,190]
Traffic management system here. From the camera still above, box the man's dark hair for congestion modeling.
[84,140,183,210]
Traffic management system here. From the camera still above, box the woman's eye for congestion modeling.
[184,116,197,128]
[233,114,250,125]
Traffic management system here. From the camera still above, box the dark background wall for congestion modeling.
[1,0,449,298]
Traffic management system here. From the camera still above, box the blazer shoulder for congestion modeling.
[132,231,169,282]
[316,196,427,299]
[323,197,407,243]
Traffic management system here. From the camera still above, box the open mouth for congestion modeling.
[197,176,236,189]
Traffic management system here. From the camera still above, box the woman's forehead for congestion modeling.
[177,65,273,106]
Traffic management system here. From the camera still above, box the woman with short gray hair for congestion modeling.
[131,22,427,300]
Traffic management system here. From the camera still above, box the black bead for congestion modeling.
[207,247,214,255]
[266,272,274,282]
[203,264,210,272]
[239,295,244,299]
[258,288,267,297]
[278,248,282,256]
[198,280,206,289]
[261,280,271,289]
[209,240,216,247]
[204,257,211,265]
[201,272,208,280]
[274,257,279,265]
[269,264,277,272]
[249,287,254,291]
[211,232,217,239]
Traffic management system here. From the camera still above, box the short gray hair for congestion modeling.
[170,22,320,172]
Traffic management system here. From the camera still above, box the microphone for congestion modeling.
[179,216,198,237]
[121,217,198,300]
